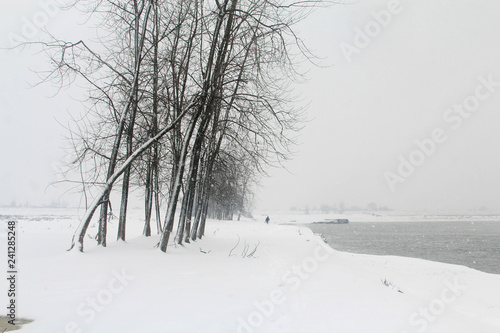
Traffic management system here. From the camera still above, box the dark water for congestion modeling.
[309,221,500,274]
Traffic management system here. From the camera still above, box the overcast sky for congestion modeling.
[1,0,500,213]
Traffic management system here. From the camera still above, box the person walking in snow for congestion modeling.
[265,216,270,224]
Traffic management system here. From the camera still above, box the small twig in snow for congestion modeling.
[229,234,241,257]
[241,240,250,258]
[246,241,260,258]
[200,247,211,254]
[381,278,403,293]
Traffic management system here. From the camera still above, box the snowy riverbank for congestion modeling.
[1,209,500,332]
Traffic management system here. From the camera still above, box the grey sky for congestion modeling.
[1,0,500,213]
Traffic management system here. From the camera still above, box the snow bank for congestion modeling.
[1,208,499,333]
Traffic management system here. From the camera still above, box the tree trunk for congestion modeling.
[97,193,110,246]
[198,192,210,239]
[117,90,138,241]
[117,164,131,241]
[143,156,153,236]
[153,146,162,233]
[190,157,208,241]
[152,1,161,235]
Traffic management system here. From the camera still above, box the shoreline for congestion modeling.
[306,221,500,276]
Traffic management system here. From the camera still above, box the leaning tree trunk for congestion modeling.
[68,101,194,252]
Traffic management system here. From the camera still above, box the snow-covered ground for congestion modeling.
[1,208,500,333]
